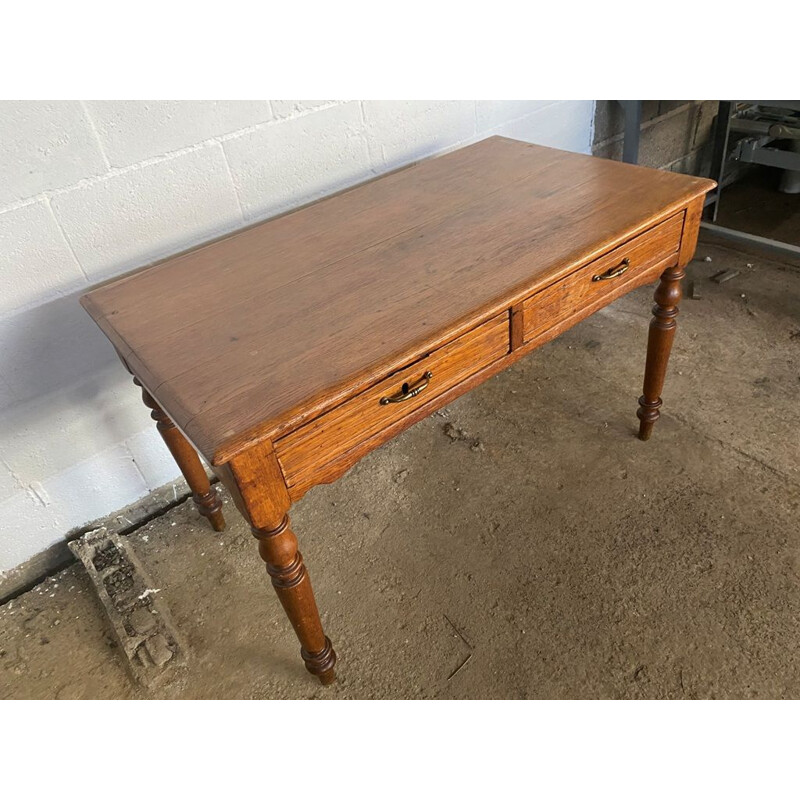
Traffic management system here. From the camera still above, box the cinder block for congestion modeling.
[641,101,663,122]
[476,101,554,132]
[0,101,107,206]
[692,100,719,149]
[594,101,684,145]
[487,100,594,154]
[0,368,152,485]
[667,146,710,177]
[593,101,624,145]
[0,489,64,572]
[38,443,149,533]
[125,428,181,491]
[593,138,624,162]
[637,104,697,169]
[223,101,370,221]
[271,100,336,119]
[0,293,118,403]
[69,527,188,687]
[84,101,273,167]
[0,201,87,314]
[51,144,242,282]
[592,102,712,172]
[658,100,690,116]
[363,100,476,171]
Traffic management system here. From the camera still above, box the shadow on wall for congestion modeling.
[2,291,120,406]
[0,285,155,491]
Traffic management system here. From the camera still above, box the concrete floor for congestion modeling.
[1,237,799,699]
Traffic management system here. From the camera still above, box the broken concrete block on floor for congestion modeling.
[68,527,186,689]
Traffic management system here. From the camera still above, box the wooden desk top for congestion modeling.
[82,136,714,465]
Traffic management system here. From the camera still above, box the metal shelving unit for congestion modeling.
[619,100,800,260]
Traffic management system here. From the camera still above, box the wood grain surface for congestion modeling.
[81,136,715,465]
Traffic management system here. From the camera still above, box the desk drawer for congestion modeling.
[276,314,509,488]
[522,213,683,342]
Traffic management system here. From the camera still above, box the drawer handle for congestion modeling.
[592,258,630,282]
[380,371,433,405]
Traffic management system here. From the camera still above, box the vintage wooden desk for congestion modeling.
[81,137,715,685]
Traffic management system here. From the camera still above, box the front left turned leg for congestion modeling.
[637,264,686,441]
[135,379,226,532]
[252,515,336,685]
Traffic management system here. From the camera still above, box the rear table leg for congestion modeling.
[135,378,226,531]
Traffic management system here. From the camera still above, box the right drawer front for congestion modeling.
[522,213,683,343]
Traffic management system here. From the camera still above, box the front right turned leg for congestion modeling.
[252,515,336,685]
[218,445,337,685]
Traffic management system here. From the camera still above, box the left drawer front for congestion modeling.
[276,314,510,489]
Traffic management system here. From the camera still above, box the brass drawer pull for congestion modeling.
[380,371,433,405]
[592,258,630,282]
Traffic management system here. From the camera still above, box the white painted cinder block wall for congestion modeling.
[0,100,595,573]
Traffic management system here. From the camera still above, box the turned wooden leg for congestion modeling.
[637,264,686,441]
[135,379,226,531]
[252,515,336,685]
